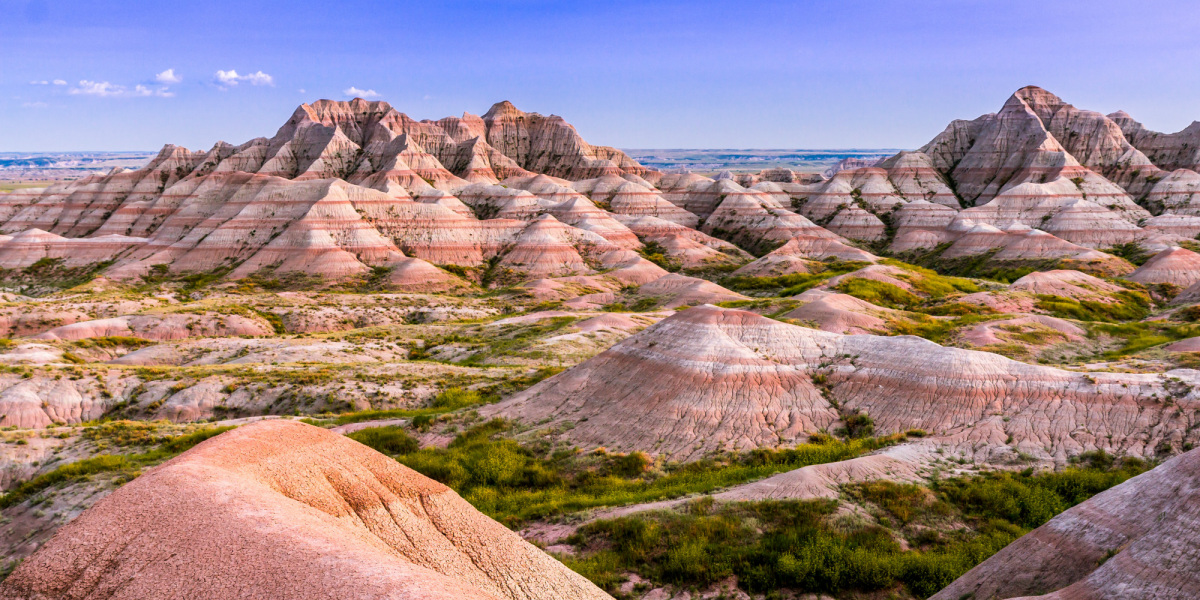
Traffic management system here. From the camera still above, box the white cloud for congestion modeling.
[69,80,123,96]
[134,84,175,98]
[68,80,173,98]
[155,69,182,84]
[53,79,66,85]
[29,80,49,85]
[343,86,380,99]
[214,69,274,89]
[22,101,49,109]
[30,79,68,85]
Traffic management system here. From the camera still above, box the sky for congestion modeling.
[2,0,1199,152]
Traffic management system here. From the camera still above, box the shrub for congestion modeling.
[610,452,652,477]
[345,426,420,455]
[431,388,481,410]
[843,412,875,439]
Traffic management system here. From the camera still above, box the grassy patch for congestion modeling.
[1089,321,1200,357]
[885,313,997,344]
[564,456,1151,598]
[345,425,420,455]
[1034,291,1150,323]
[722,261,870,296]
[1103,242,1152,266]
[834,278,922,309]
[72,336,155,350]
[0,425,234,508]
[458,317,577,365]
[638,241,681,273]
[391,422,914,527]
[881,259,980,298]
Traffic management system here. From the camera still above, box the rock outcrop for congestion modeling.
[1127,246,1200,287]
[487,305,1200,462]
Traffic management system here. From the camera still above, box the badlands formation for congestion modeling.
[2,87,1200,599]
[0,420,609,600]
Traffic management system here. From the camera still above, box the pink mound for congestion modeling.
[0,420,609,600]
[32,314,273,342]
[733,235,876,277]
[957,291,1038,314]
[1167,337,1200,352]
[636,273,746,308]
[1127,246,1200,287]
[575,313,645,333]
[959,315,1085,347]
[784,289,900,334]
[487,305,1199,462]
[820,265,913,291]
[1010,269,1125,300]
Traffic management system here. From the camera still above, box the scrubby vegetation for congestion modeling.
[722,261,871,296]
[637,241,681,272]
[0,425,234,508]
[834,279,922,309]
[1090,321,1200,357]
[345,425,420,455]
[1035,291,1150,322]
[361,419,917,527]
[563,454,1151,598]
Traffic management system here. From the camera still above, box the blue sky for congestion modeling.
[3,0,1199,151]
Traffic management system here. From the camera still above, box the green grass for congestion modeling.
[458,317,576,365]
[330,369,560,425]
[253,309,287,334]
[563,455,1151,598]
[431,387,481,410]
[384,421,915,527]
[896,246,1058,283]
[345,425,420,455]
[638,241,681,273]
[1034,291,1150,323]
[332,406,456,426]
[1090,321,1200,357]
[1103,242,1152,266]
[881,259,980,298]
[835,278,923,309]
[0,425,234,508]
[722,261,870,295]
[886,313,997,344]
[72,336,155,350]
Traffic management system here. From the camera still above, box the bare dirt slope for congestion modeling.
[0,420,610,600]
[488,305,1200,463]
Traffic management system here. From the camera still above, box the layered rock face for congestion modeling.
[487,305,1200,462]
[932,447,1200,600]
[1111,110,1200,172]
[778,86,1200,279]
[4,87,1200,293]
[0,100,691,293]
[1127,246,1200,287]
[0,420,611,600]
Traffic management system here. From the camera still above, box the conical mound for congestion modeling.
[0,420,610,600]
